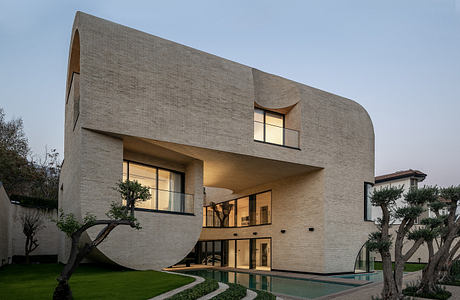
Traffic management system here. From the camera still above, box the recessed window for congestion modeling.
[123,160,193,214]
[364,182,374,221]
[254,108,299,148]
[203,191,271,228]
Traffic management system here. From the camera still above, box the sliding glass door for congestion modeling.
[196,238,271,270]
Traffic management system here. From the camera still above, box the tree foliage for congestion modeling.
[53,179,150,300]
[0,107,61,202]
[416,185,460,294]
[368,186,437,300]
[209,201,234,227]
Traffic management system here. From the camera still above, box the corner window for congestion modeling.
[123,160,193,214]
[364,182,374,221]
[254,108,299,148]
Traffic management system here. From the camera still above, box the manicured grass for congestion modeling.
[374,262,426,272]
[0,263,194,300]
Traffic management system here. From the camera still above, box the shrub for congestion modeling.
[442,261,460,286]
[10,194,57,210]
[403,281,452,300]
[253,289,276,300]
[212,283,246,300]
[168,278,219,300]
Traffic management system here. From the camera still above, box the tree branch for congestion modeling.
[403,237,425,262]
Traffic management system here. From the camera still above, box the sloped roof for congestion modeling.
[375,169,427,184]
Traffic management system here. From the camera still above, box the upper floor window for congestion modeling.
[254,108,299,148]
[203,191,271,228]
[364,182,374,221]
[123,160,193,214]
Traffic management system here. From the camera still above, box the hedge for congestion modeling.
[211,283,247,300]
[9,194,57,210]
[168,278,219,300]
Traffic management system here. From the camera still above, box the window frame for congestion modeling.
[203,190,272,228]
[123,159,192,215]
[254,108,285,145]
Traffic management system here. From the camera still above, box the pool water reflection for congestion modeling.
[178,269,358,299]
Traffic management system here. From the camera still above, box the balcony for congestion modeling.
[130,188,194,215]
[254,121,300,149]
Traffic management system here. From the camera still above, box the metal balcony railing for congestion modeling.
[254,121,300,149]
[132,188,194,215]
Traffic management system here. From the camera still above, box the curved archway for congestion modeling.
[66,29,80,99]
[354,242,376,273]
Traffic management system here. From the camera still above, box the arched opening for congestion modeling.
[354,242,376,273]
[66,30,80,102]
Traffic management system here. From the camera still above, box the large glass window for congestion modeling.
[228,240,236,268]
[193,238,271,270]
[237,197,250,227]
[123,160,192,214]
[206,206,214,227]
[254,108,285,146]
[236,239,250,269]
[125,162,157,210]
[254,109,265,141]
[255,238,271,270]
[256,192,271,225]
[228,200,236,227]
[203,191,271,228]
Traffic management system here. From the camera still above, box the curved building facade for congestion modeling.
[59,12,375,273]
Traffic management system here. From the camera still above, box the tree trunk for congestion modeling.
[53,233,91,300]
[53,221,127,300]
[381,252,399,300]
[419,235,456,293]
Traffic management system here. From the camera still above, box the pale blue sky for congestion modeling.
[0,0,459,186]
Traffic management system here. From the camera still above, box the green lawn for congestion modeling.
[374,262,426,272]
[0,263,194,300]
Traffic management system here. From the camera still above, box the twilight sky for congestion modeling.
[0,0,459,187]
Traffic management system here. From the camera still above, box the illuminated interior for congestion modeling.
[203,191,271,228]
[254,108,284,146]
[122,161,190,213]
[193,238,271,270]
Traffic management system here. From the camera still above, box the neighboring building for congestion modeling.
[59,12,375,274]
[370,169,427,223]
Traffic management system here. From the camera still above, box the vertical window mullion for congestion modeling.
[282,114,285,146]
[263,111,266,142]
[156,168,159,210]
[235,198,238,228]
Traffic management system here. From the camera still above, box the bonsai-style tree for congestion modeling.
[416,185,460,294]
[209,201,233,227]
[21,211,45,264]
[367,186,437,300]
[53,180,150,300]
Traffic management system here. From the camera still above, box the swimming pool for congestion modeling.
[177,269,359,299]
[332,271,383,282]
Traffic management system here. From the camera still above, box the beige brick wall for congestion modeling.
[9,206,59,257]
[201,170,325,273]
[0,184,59,265]
[0,184,11,266]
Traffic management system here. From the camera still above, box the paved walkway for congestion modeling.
[149,271,203,300]
[319,271,460,300]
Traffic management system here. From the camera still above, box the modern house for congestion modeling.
[59,12,375,274]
